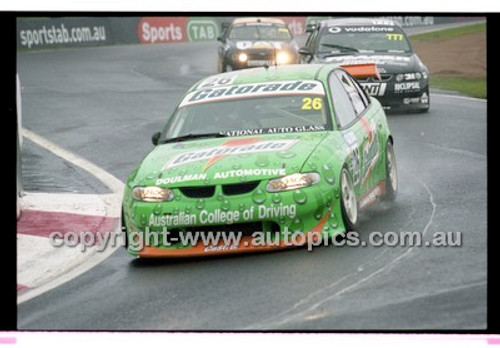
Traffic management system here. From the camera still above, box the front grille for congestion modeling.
[179,186,215,198]
[247,50,274,60]
[379,74,393,81]
[222,181,260,196]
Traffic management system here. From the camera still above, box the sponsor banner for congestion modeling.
[325,55,411,67]
[235,40,285,50]
[328,26,398,33]
[179,80,325,107]
[278,16,307,36]
[138,17,188,44]
[156,168,287,186]
[187,17,220,41]
[222,125,326,137]
[148,202,297,227]
[17,16,484,51]
[17,17,112,50]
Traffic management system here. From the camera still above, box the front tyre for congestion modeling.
[340,167,358,231]
[383,140,398,202]
[121,208,128,249]
[419,86,430,113]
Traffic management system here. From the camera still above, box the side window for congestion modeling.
[336,70,367,116]
[348,75,370,107]
[306,28,319,52]
[328,71,357,128]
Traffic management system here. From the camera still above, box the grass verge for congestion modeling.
[410,22,485,41]
[430,76,486,99]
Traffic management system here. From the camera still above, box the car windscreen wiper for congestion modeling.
[159,132,227,144]
[320,43,359,52]
[319,52,357,58]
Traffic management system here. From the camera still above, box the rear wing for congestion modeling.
[341,63,381,81]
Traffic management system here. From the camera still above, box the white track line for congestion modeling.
[21,192,120,217]
[18,128,125,304]
[435,93,487,103]
[22,128,124,194]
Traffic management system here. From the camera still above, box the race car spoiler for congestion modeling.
[341,63,381,80]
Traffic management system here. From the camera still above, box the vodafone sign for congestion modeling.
[138,17,188,44]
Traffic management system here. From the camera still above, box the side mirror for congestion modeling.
[298,47,312,56]
[306,24,317,33]
[217,36,224,42]
[151,132,161,146]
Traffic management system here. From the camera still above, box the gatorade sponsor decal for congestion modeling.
[179,80,325,107]
[162,137,299,170]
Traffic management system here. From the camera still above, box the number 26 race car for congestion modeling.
[122,63,398,257]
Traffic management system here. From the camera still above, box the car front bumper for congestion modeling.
[122,179,344,257]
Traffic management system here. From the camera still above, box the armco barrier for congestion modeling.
[17,16,484,51]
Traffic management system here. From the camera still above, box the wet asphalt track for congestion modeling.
[17,41,486,330]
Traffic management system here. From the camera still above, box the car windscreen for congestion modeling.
[228,24,292,41]
[318,26,412,54]
[162,80,330,139]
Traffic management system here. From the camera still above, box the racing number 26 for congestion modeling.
[302,97,322,110]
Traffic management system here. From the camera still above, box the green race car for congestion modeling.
[122,63,398,257]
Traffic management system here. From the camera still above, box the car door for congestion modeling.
[342,71,387,201]
[328,69,374,199]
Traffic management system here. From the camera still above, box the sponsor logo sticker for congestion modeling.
[186,18,219,41]
[138,17,187,44]
[360,82,387,97]
[328,27,342,34]
[179,80,325,107]
[162,138,300,170]
[394,82,421,93]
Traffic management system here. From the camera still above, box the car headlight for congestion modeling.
[396,74,404,82]
[415,72,422,80]
[267,173,321,192]
[132,186,174,202]
[276,51,290,65]
[238,52,248,62]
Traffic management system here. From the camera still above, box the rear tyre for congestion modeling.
[383,140,398,202]
[340,167,358,231]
